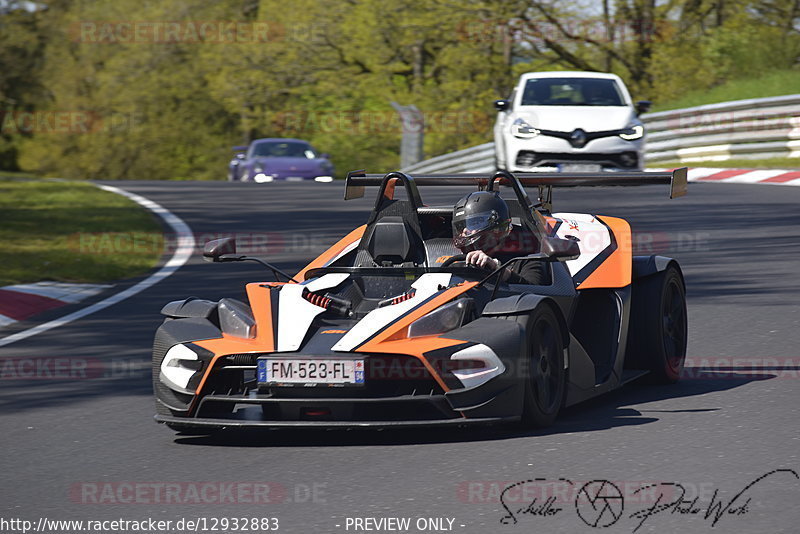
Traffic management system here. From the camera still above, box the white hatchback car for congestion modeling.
[493,71,650,172]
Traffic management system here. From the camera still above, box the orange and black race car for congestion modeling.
[153,169,688,432]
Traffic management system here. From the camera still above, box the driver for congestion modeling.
[452,191,544,285]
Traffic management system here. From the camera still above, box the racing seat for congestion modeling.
[354,178,426,267]
[357,216,425,266]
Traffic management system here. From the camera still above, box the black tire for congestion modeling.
[504,305,566,427]
[627,264,687,383]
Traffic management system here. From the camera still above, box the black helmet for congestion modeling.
[452,191,512,252]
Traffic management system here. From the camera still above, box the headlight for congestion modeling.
[511,117,540,139]
[407,299,472,338]
[619,124,644,140]
[160,344,204,393]
[218,298,257,339]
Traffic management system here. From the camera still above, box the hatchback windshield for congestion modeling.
[520,78,625,106]
[250,141,317,159]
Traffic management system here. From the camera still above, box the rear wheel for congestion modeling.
[504,305,566,427]
[627,265,687,383]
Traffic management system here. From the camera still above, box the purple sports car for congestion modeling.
[228,138,335,182]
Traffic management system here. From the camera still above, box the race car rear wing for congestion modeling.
[344,168,688,205]
[344,169,687,261]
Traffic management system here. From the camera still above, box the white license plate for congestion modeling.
[558,163,602,172]
[257,358,365,386]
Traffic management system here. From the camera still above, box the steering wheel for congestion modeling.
[439,254,466,268]
[439,253,497,272]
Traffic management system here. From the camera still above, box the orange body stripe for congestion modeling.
[543,215,559,234]
[191,284,276,402]
[295,225,366,280]
[576,216,632,290]
[356,282,478,392]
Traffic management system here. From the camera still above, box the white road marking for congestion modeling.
[0,184,195,348]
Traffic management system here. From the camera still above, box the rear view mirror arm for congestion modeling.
[218,254,299,283]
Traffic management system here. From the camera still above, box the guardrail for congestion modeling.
[401,142,495,174]
[400,95,800,173]
[642,94,800,163]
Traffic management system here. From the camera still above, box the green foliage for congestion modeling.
[1,0,798,178]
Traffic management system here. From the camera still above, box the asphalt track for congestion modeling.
[1,180,798,534]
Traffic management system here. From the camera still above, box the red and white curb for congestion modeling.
[650,167,800,185]
[0,282,113,327]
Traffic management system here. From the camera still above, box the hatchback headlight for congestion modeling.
[511,118,540,139]
[619,124,644,140]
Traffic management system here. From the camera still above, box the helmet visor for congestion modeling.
[453,212,498,237]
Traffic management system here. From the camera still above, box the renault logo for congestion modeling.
[569,129,588,148]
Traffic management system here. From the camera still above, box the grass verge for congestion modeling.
[648,157,800,170]
[0,175,164,286]
[653,70,800,111]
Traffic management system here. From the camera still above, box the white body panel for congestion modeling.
[277,273,350,351]
[551,212,612,275]
[332,273,453,352]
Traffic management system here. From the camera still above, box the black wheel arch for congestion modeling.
[633,255,685,286]
[482,294,570,347]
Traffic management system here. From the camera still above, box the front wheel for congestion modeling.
[627,264,688,383]
[503,305,566,427]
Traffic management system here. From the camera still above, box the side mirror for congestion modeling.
[494,99,510,112]
[635,100,652,115]
[203,238,237,262]
[540,236,581,261]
